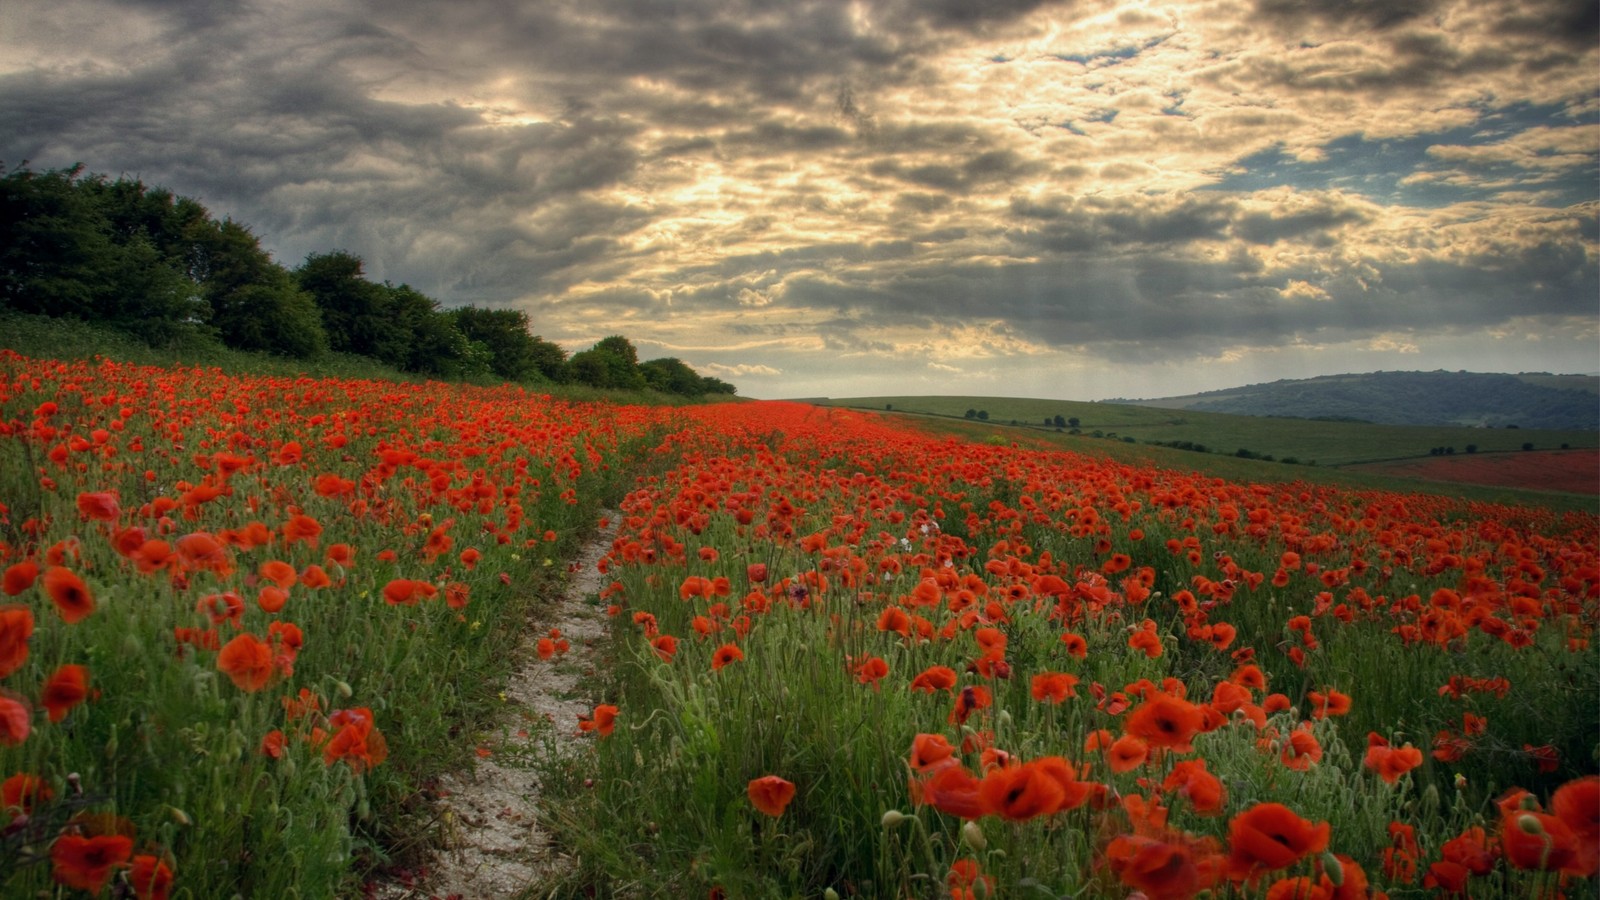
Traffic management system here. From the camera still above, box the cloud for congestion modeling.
[0,0,1593,399]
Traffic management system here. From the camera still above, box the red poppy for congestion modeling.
[322,707,388,772]
[1502,810,1582,873]
[0,692,29,746]
[43,566,94,624]
[854,656,889,687]
[910,665,958,694]
[216,633,275,692]
[129,853,175,900]
[0,605,33,679]
[948,685,992,725]
[75,491,121,522]
[1307,688,1351,719]
[1163,759,1227,816]
[910,759,985,819]
[1,561,38,596]
[747,775,796,817]
[51,833,134,893]
[42,664,89,723]
[2,771,51,822]
[1060,632,1088,659]
[909,733,956,771]
[578,704,618,737]
[1124,692,1203,750]
[1105,833,1219,900]
[711,643,743,671]
[1108,734,1149,773]
[978,759,1067,821]
[651,634,679,661]
[1030,671,1079,704]
[1280,723,1323,770]
[1226,803,1330,882]
[282,514,323,548]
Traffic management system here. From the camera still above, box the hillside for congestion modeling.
[1113,370,1599,429]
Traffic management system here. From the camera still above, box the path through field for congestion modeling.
[373,514,618,899]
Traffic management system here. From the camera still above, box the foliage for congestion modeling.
[0,164,735,396]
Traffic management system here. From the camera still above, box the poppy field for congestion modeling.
[0,351,1596,898]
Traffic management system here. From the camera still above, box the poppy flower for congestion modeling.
[1280,723,1323,770]
[1502,810,1582,873]
[129,853,175,900]
[1163,759,1227,816]
[1124,692,1204,750]
[1226,802,1330,882]
[947,858,994,900]
[3,561,39,596]
[259,560,298,589]
[1060,632,1088,659]
[0,692,29,746]
[1307,688,1351,719]
[579,704,618,737]
[747,775,796,817]
[909,733,957,771]
[216,633,275,692]
[854,656,889,687]
[911,759,986,819]
[1030,671,1079,704]
[651,634,679,661]
[2,772,51,818]
[1108,734,1149,773]
[0,605,34,679]
[282,514,322,548]
[323,707,389,772]
[978,759,1067,821]
[949,685,992,725]
[75,491,120,522]
[711,643,743,671]
[910,665,958,694]
[50,833,134,893]
[41,664,89,723]
[43,566,94,624]
[1105,833,1219,900]
[1363,733,1423,784]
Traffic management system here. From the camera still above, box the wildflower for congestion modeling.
[579,704,618,737]
[43,566,94,623]
[216,633,275,692]
[1307,688,1351,719]
[948,685,991,725]
[910,665,958,694]
[0,692,31,745]
[1030,671,1079,704]
[711,642,743,671]
[51,833,134,893]
[129,852,175,900]
[2,772,51,819]
[854,656,889,688]
[1124,692,1204,750]
[747,775,796,817]
[978,758,1067,821]
[75,491,121,522]
[1108,734,1150,773]
[2,561,38,596]
[909,733,956,771]
[947,858,994,900]
[1226,802,1330,883]
[42,664,89,723]
[322,707,388,772]
[0,605,34,678]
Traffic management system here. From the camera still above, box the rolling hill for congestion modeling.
[1111,370,1599,430]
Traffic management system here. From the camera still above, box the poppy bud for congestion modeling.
[1454,772,1468,790]
[1516,813,1545,836]
[824,890,840,900]
[881,810,908,828]
[962,820,987,851]
[1322,852,1344,886]
[997,710,1012,728]
[334,679,353,698]
[167,806,191,827]
[1518,794,1540,811]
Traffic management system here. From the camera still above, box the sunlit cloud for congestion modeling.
[1,0,1594,399]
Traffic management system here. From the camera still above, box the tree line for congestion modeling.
[0,164,734,395]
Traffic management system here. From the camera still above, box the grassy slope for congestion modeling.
[818,394,1598,464]
[0,311,718,407]
[820,398,1598,513]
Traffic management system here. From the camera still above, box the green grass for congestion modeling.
[817,396,1597,511]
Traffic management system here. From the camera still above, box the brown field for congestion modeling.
[1349,448,1600,494]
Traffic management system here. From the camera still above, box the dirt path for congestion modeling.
[373,514,618,899]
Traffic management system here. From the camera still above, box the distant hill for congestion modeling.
[1115,371,1598,430]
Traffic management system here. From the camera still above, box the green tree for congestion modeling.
[296,251,398,359]
[640,357,705,395]
[570,336,646,389]
[452,306,545,381]
[193,220,327,357]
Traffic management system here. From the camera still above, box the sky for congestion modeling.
[3,0,1597,401]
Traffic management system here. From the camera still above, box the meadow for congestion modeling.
[0,347,1595,898]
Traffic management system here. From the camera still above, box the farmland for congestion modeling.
[0,352,1596,899]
